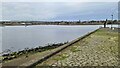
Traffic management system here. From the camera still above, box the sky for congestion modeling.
[1,0,119,2]
[1,2,119,21]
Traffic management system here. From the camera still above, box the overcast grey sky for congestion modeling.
[1,2,118,21]
[1,0,119,2]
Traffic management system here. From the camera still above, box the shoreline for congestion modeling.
[27,27,101,67]
[0,24,118,26]
[1,27,100,67]
[1,27,119,67]
[1,42,68,62]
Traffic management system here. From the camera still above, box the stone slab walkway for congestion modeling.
[36,28,119,66]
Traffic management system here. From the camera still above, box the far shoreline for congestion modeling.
[0,24,118,27]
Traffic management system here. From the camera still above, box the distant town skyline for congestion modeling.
[1,2,118,21]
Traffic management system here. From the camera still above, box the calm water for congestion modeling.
[0,25,118,54]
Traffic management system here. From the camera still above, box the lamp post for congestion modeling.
[111,14,113,29]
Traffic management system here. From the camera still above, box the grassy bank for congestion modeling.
[36,28,119,66]
[1,42,68,63]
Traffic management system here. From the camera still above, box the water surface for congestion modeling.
[1,25,118,54]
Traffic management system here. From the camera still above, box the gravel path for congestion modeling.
[36,28,119,66]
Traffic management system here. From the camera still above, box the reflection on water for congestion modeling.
[0,25,118,54]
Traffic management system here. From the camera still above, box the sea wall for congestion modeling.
[27,27,101,67]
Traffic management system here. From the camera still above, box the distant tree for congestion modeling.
[113,20,117,23]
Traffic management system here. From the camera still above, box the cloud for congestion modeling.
[1,2,118,21]
[2,3,58,20]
